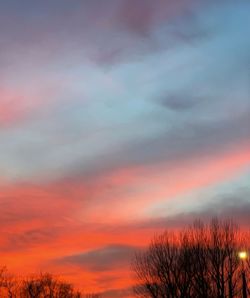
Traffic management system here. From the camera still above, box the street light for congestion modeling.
[238,251,248,298]
[239,251,248,260]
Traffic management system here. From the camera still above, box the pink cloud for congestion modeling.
[80,142,250,222]
[0,79,66,126]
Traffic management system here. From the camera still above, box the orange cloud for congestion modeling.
[0,142,249,294]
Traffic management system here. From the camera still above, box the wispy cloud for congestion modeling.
[58,244,138,272]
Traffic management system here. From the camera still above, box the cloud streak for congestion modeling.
[59,244,138,272]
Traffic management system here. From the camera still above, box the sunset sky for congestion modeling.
[0,0,250,297]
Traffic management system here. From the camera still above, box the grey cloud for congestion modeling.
[58,244,139,272]
[0,0,249,184]
[129,188,250,230]
[159,94,202,111]
[68,106,250,181]
[1,87,248,184]
[0,0,214,68]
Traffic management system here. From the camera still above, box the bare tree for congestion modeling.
[21,275,43,298]
[133,232,194,298]
[132,218,249,298]
[0,268,83,298]
[21,273,82,298]
[0,267,20,298]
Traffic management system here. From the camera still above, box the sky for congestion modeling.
[0,0,250,296]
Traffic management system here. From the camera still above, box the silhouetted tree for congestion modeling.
[21,273,82,298]
[0,269,83,298]
[0,267,19,298]
[132,218,250,298]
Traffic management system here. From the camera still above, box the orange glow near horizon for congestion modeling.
[0,143,249,294]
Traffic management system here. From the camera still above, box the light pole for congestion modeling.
[238,251,248,298]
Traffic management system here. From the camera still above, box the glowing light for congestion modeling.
[238,251,248,260]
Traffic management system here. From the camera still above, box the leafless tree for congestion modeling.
[21,273,82,298]
[0,269,82,298]
[133,232,194,298]
[132,218,250,298]
[0,267,20,298]
[21,275,43,298]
